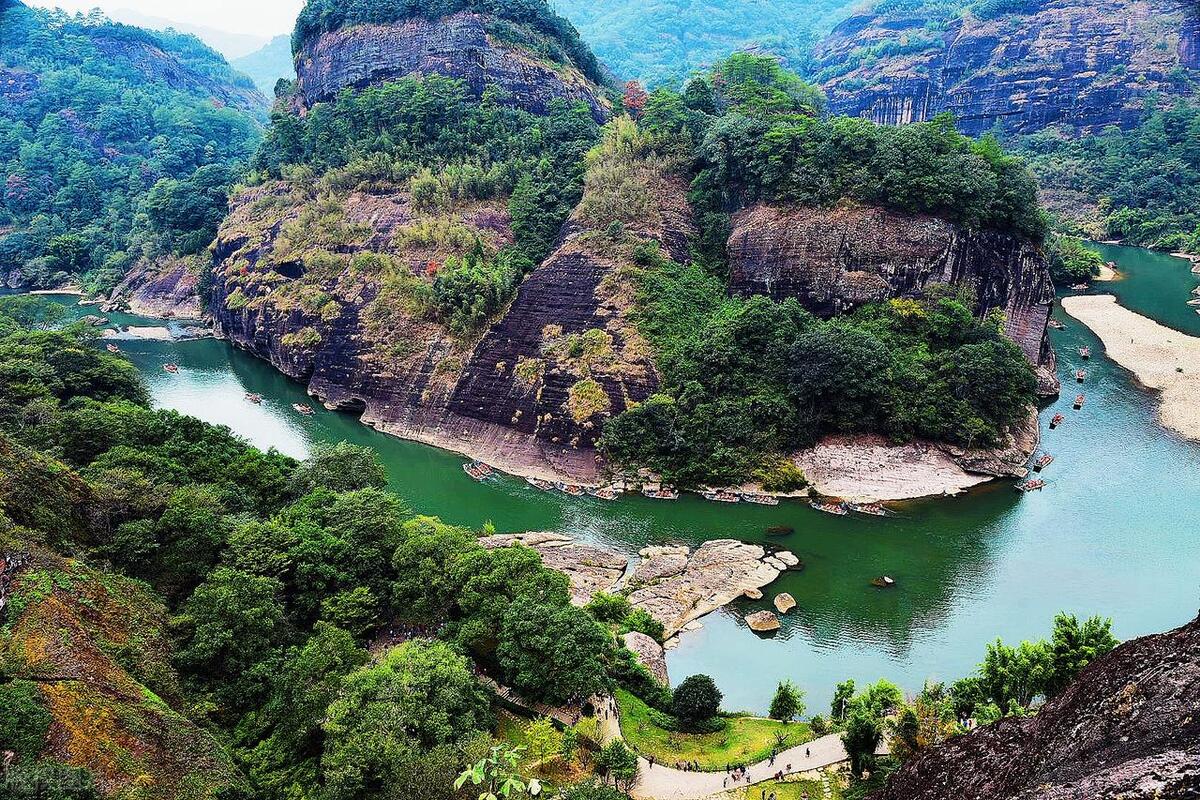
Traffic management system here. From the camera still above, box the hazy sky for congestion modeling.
[25,0,304,37]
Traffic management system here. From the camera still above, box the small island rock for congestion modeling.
[747,610,781,632]
[774,593,797,613]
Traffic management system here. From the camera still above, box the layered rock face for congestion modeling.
[728,204,1058,392]
[293,13,609,122]
[872,613,1200,800]
[212,162,688,480]
[815,0,1200,136]
[105,256,206,319]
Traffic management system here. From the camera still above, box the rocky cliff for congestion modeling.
[728,204,1058,393]
[871,612,1200,800]
[814,0,1200,136]
[293,11,609,122]
[211,163,691,482]
[104,255,207,319]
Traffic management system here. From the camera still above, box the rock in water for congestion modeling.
[743,588,764,600]
[746,611,781,632]
[871,614,1200,800]
[774,593,796,614]
[622,631,669,686]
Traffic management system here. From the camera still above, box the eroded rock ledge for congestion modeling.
[794,407,1041,503]
[479,534,798,639]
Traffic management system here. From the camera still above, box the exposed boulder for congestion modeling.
[814,0,1200,137]
[479,532,628,606]
[746,610,781,632]
[727,203,1057,394]
[773,593,796,614]
[622,631,669,686]
[293,12,610,122]
[870,613,1200,800]
[743,588,764,600]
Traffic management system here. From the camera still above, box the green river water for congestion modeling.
[27,244,1200,713]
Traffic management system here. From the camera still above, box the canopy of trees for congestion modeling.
[0,5,263,291]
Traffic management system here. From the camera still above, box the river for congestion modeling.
[23,244,1200,714]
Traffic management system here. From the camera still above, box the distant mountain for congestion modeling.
[550,0,860,86]
[109,7,269,59]
[0,3,266,291]
[232,34,293,97]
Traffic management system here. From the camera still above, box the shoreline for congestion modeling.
[1061,294,1200,443]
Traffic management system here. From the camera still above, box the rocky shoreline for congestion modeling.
[480,533,800,641]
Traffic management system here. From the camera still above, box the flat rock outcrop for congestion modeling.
[794,407,1040,503]
[622,631,669,686]
[728,204,1058,394]
[293,13,609,122]
[626,540,796,638]
[815,0,1200,137]
[479,532,628,606]
[870,613,1200,800]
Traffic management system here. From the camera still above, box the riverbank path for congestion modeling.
[591,696,859,800]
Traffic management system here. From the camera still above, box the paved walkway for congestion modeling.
[628,732,852,800]
[589,696,856,800]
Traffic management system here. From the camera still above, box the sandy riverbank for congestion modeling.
[1062,294,1200,442]
[1096,261,1120,281]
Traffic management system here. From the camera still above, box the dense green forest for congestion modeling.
[0,3,264,292]
[0,301,650,798]
[1010,104,1200,253]
[550,0,855,87]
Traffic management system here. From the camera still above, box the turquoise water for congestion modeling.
[25,246,1200,713]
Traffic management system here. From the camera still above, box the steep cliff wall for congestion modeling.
[871,613,1200,800]
[815,0,1200,136]
[294,12,609,122]
[212,169,692,482]
[728,204,1058,393]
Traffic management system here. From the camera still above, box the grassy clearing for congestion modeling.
[616,690,813,771]
[738,776,843,800]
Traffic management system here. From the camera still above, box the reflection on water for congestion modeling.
[25,245,1200,712]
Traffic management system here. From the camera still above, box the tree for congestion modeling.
[585,592,632,624]
[622,81,648,118]
[324,640,491,752]
[295,441,388,493]
[456,745,541,800]
[525,717,563,769]
[173,567,287,707]
[594,741,638,791]
[562,781,630,800]
[831,679,855,722]
[1046,613,1118,696]
[842,708,882,778]
[497,600,613,705]
[769,680,805,723]
[671,674,722,728]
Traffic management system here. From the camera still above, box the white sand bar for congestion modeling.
[1062,294,1200,442]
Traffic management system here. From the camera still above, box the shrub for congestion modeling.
[671,674,722,729]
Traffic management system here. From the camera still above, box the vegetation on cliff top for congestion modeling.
[0,4,263,292]
[292,0,607,86]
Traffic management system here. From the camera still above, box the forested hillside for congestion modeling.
[0,299,639,798]
[551,0,857,86]
[0,2,265,293]
[233,34,294,96]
